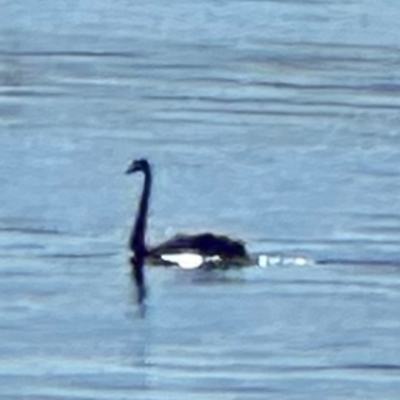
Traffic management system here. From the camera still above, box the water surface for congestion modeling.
[1,0,400,398]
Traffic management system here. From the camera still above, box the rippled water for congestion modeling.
[1,1,400,398]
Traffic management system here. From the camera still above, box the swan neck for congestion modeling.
[131,167,152,253]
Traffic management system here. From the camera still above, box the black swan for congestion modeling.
[126,159,250,294]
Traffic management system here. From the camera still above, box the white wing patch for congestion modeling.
[161,253,204,269]
[160,253,222,269]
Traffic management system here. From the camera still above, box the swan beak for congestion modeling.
[126,165,138,174]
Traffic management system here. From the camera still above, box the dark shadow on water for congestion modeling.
[129,256,147,315]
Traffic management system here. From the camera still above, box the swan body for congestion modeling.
[149,232,247,260]
[126,158,250,295]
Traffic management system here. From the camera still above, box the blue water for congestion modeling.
[1,1,400,398]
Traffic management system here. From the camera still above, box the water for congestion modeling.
[1,0,400,398]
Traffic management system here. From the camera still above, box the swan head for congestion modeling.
[126,158,150,174]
